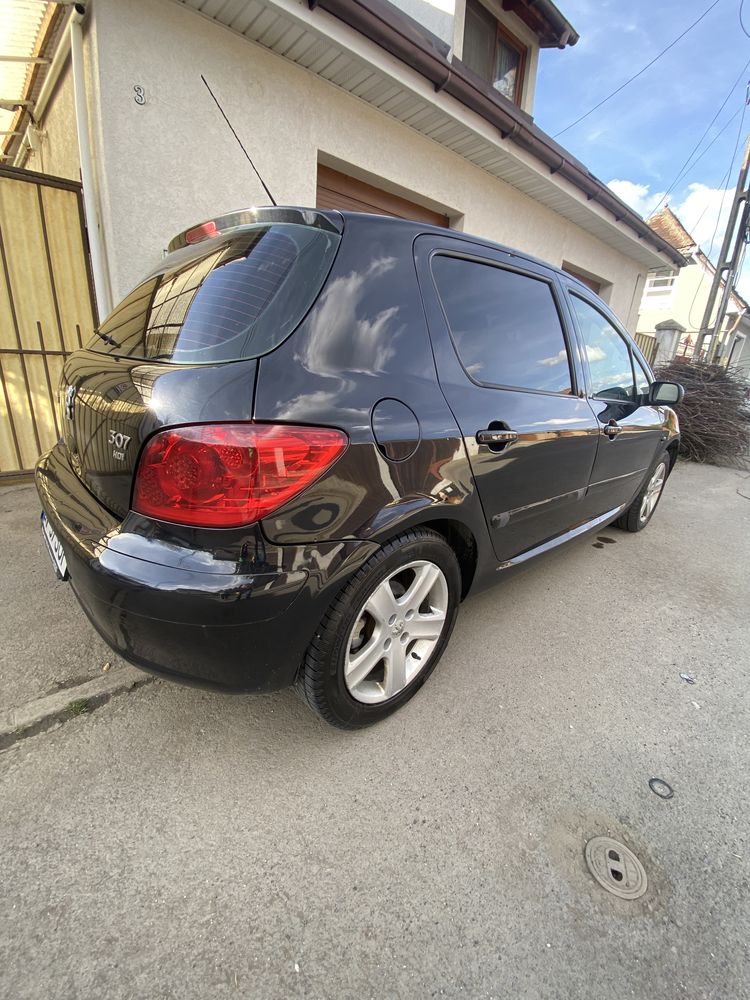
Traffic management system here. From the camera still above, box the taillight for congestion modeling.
[132,423,347,527]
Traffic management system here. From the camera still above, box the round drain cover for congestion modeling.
[584,837,648,900]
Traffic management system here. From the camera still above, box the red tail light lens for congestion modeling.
[185,220,219,244]
[132,423,347,527]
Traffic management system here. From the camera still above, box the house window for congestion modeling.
[644,268,677,298]
[463,0,526,105]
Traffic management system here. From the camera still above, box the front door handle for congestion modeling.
[603,420,622,439]
[476,428,519,448]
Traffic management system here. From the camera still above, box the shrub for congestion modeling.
[654,359,750,467]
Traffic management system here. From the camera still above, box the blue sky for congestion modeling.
[533,0,750,293]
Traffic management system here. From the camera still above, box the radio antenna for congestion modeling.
[201,74,277,207]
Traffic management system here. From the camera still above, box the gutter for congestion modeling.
[313,0,685,269]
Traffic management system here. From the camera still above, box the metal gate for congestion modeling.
[0,165,97,480]
[635,332,657,366]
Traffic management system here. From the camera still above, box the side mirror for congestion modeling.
[649,380,684,406]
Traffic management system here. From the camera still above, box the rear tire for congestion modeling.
[297,528,461,729]
[616,451,671,533]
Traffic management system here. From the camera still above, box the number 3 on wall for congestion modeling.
[133,85,146,106]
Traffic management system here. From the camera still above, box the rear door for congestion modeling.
[561,287,666,517]
[415,235,600,563]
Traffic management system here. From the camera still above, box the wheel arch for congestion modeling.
[423,518,478,600]
[372,513,479,600]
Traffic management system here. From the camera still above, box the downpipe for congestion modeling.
[12,10,74,168]
[70,2,111,319]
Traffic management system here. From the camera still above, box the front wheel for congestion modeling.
[297,528,461,728]
[616,452,671,533]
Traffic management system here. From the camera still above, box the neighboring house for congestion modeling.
[1,0,682,325]
[636,206,750,372]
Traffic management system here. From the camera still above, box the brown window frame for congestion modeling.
[464,0,527,107]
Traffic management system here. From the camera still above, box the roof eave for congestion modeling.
[501,0,580,49]
[316,0,684,268]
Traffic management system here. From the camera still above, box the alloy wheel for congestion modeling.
[639,462,667,523]
[344,560,449,704]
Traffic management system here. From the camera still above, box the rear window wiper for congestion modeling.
[94,330,120,347]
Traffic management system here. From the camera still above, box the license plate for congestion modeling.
[41,512,69,580]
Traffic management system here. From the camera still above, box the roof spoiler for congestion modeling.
[167,206,343,253]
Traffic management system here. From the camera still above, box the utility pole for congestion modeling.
[695,132,750,362]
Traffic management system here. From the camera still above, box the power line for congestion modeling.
[554,0,724,138]
[686,129,738,234]
[649,61,750,217]
[686,105,745,177]
[688,108,748,329]
[740,0,750,38]
[651,104,744,221]
[706,110,746,262]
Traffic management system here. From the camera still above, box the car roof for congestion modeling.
[164,204,595,299]
[335,209,591,292]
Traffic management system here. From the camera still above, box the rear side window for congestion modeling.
[431,255,573,394]
[89,223,339,364]
[569,295,636,402]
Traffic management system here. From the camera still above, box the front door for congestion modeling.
[562,288,666,516]
[415,236,600,563]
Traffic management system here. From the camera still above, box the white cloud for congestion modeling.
[537,349,567,367]
[606,177,750,301]
[607,178,733,258]
[671,185,750,302]
[607,179,665,219]
[670,183,732,256]
[586,345,606,362]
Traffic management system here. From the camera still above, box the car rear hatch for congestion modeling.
[59,208,342,518]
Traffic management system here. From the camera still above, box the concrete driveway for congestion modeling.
[1,461,748,1000]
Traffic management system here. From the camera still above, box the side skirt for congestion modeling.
[495,504,627,572]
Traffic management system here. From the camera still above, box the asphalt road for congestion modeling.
[1,461,749,1000]
[0,484,125,709]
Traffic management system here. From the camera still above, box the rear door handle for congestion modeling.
[603,420,622,439]
[476,428,519,447]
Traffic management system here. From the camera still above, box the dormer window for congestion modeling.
[463,0,526,105]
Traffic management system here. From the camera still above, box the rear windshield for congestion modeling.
[89,223,339,364]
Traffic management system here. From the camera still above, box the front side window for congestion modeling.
[570,295,636,402]
[463,0,525,105]
[432,255,573,394]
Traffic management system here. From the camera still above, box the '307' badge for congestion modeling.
[109,429,131,461]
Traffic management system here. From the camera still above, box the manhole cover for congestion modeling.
[649,777,674,800]
[584,837,648,900]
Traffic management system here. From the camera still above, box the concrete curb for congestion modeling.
[0,664,149,744]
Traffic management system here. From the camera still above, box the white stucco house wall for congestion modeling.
[3,0,683,326]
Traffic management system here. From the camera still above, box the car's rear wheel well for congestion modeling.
[417,518,477,600]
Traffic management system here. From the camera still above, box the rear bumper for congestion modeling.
[35,444,377,692]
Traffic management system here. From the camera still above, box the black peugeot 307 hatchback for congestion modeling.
[36,206,684,728]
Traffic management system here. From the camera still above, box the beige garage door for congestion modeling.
[317,164,449,227]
